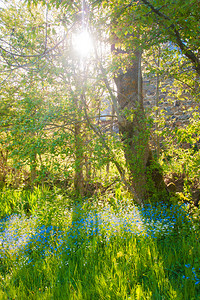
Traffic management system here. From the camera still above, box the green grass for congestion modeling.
[0,187,200,299]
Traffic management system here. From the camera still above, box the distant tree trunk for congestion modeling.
[106,104,115,175]
[113,48,167,203]
[0,149,8,186]
[154,46,161,158]
[30,153,37,185]
[74,121,85,196]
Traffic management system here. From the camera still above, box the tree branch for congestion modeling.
[139,0,200,75]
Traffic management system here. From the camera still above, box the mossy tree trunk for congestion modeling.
[113,49,167,203]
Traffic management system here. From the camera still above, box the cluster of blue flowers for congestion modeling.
[83,206,144,240]
[0,214,37,259]
[184,264,200,285]
[140,202,192,237]
[20,224,64,261]
[83,202,192,240]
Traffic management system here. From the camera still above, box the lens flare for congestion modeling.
[73,30,93,57]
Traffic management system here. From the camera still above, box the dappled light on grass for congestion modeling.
[0,202,194,259]
[0,195,200,298]
[0,214,37,257]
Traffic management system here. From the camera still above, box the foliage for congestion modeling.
[104,0,200,75]
[160,112,200,184]
[0,0,199,201]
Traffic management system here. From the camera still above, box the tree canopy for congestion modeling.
[0,0,199,204]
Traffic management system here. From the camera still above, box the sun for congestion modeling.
[72,30,93,58]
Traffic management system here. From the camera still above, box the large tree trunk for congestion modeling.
[113,49,167,203]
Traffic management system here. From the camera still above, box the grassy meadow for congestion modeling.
[0,186,200,299]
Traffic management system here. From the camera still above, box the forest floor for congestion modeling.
[0,187,200,299]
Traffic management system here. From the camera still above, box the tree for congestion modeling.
[92,0,199,203]
[98,1,167,203]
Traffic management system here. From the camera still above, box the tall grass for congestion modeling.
[0,187,200,299]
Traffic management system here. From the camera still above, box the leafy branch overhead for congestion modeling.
[138,0,200,75]
[97,0,200,75]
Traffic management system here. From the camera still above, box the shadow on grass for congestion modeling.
[49,201,200,299]
[1,193,200,299]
